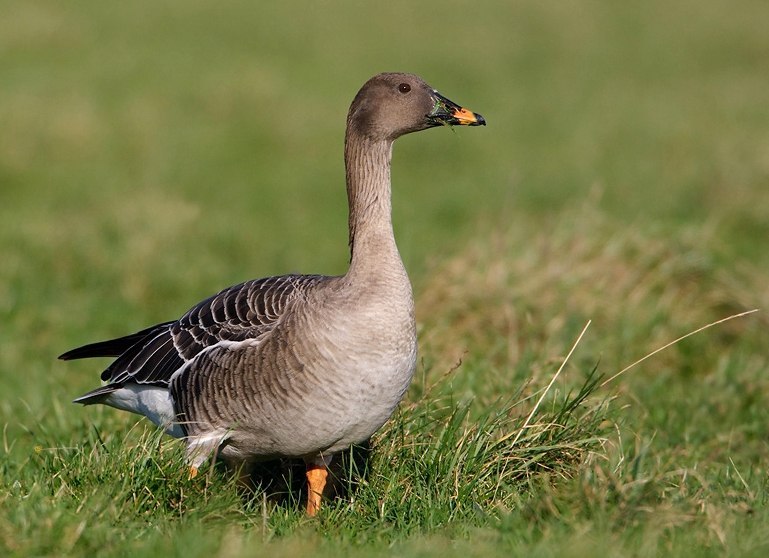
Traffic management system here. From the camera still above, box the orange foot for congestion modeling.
[305,464,328,516]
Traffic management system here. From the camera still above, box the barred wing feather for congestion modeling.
[62,274,326,389]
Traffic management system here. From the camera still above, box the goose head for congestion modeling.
[346,73,485,142]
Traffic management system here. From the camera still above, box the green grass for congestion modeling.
[2,0,769,556]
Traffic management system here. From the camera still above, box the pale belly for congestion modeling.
[217,342,417,462]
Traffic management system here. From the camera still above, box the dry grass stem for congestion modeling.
[600,309,759,387]
[512,320,592,446]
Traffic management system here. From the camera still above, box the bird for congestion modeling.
[60,72,485,515]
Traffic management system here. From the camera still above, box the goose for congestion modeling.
[60,72,485,515]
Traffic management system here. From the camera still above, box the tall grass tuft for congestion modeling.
[335,364,609,531]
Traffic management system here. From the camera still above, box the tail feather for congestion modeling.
[72,384,122,405]
[59,322,175,360]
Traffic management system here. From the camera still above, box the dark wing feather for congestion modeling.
[58,322,174,360]
[64,274,326,390]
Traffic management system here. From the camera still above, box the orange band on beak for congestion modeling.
[452,107,480,125]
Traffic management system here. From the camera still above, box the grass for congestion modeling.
[2,0,769,555]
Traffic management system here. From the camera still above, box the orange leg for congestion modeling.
[305,463,328,516]
[188,466,199,479]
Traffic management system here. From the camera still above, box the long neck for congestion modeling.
[343,130,401,277]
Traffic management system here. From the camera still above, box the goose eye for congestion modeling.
[398,83,411,94]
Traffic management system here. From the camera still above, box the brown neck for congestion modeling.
[343,129,400,274]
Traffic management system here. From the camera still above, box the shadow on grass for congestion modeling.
[225,441,373,510]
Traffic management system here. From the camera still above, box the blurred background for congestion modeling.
[2,0,768,490]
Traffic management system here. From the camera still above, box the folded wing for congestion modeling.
[64,274,326,402]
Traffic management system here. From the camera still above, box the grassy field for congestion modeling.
[2,0,768,555]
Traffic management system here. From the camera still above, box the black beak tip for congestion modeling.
[474,113,486,126]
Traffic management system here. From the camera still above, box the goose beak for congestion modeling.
[428,91,486,127]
